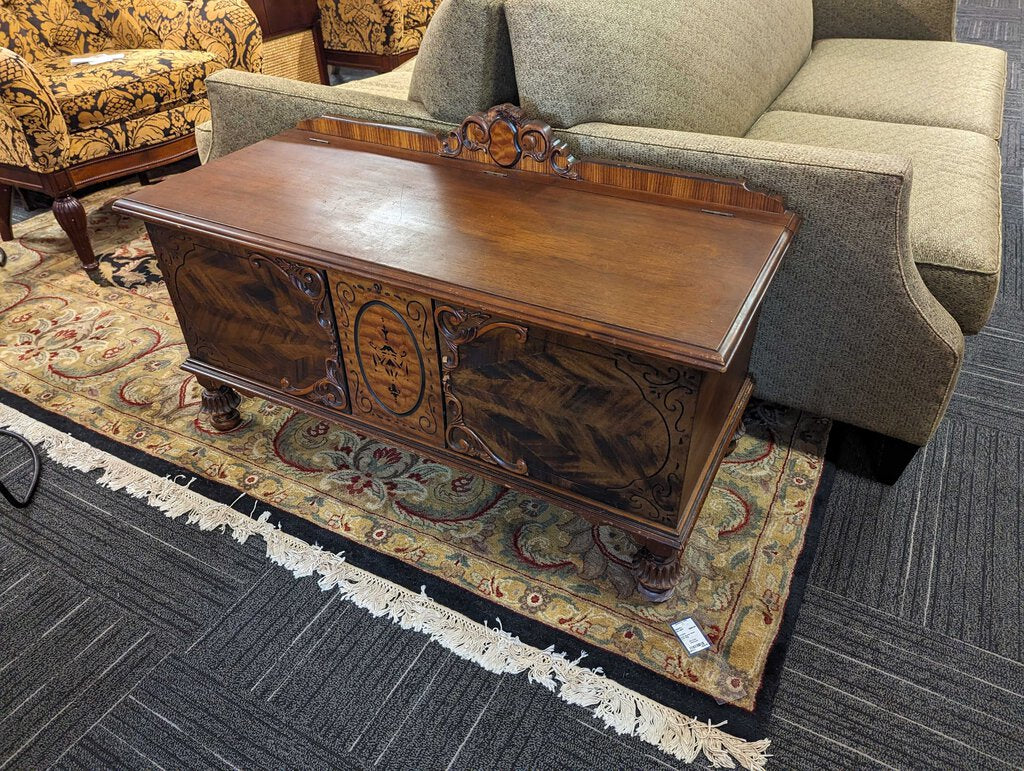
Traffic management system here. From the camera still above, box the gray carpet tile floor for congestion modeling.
[3,1,1024,767]
[0,452,688,771]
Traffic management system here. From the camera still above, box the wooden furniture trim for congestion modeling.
[324,48,417,73]
[312,24,330,85]
[306,110,790,215]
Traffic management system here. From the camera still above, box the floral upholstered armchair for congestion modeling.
[0,0,262,270]
[318,0,437,72]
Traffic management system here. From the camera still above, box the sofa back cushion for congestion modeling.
[409,0,518,123]
[505,0,814,137]
[0,0,150,62]
[0,2,61,61]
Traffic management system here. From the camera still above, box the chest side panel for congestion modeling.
[149,225,350,414]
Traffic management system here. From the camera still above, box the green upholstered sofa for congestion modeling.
[196,0,1005,450]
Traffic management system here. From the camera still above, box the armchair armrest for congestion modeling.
[812,0,958,41]
[185,0,263,72]
[560,123,963,445]
[0,49,70,172]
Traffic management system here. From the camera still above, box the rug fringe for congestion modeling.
[0,403,770,770]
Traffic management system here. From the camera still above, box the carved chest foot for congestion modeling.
[633,542,684,603]
[199,379,243,431]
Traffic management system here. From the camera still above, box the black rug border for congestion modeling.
[0,388,835,741]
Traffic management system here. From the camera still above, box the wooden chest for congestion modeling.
[114,106,799,601]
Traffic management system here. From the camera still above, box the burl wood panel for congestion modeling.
[436,305,702,526]
[331,273,443,442]
[150,225,349,413]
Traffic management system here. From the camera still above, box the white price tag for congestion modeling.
[670,617,712,656]
[69,53,125,65]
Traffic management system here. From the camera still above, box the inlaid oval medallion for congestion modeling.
[354,300,425,417]
[487,118,521,167]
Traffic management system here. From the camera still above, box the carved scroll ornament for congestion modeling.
[441,103,579,179]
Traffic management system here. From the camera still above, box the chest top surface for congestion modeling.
[115,106,799,370]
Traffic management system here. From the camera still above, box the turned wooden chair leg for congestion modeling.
[52,194,98,271]
[0,184,13,242]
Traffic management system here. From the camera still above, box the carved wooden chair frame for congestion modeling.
[0,133,197,271]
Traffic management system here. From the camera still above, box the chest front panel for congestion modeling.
[330,272,444,445]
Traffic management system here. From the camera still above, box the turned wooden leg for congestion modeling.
[197,376,242,431]
[0,184,13,242]
[52,194,97,271]
[632,539,684,603]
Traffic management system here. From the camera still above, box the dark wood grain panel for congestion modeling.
[150,225,349,413]
[437,309,701,526]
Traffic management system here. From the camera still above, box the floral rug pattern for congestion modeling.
[0,185,830,710]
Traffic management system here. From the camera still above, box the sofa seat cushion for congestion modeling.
[772,39,1007,140]
[33,48,222,133]
[747,110,1001,333]
[337,67,414,100]
[504,0,813,136]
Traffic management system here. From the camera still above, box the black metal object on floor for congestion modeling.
[0,429,41,508]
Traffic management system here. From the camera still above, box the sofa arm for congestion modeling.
[185,0,263,71]
[812,0,958,41]
[560,123,963,445]
[204,68,450,160]
[0,48,70,173]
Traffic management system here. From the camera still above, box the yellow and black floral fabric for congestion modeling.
[34,49,220,132]
[318,0,437,56]
[0,0,261,173]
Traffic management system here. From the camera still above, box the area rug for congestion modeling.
[0,184,831,764]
